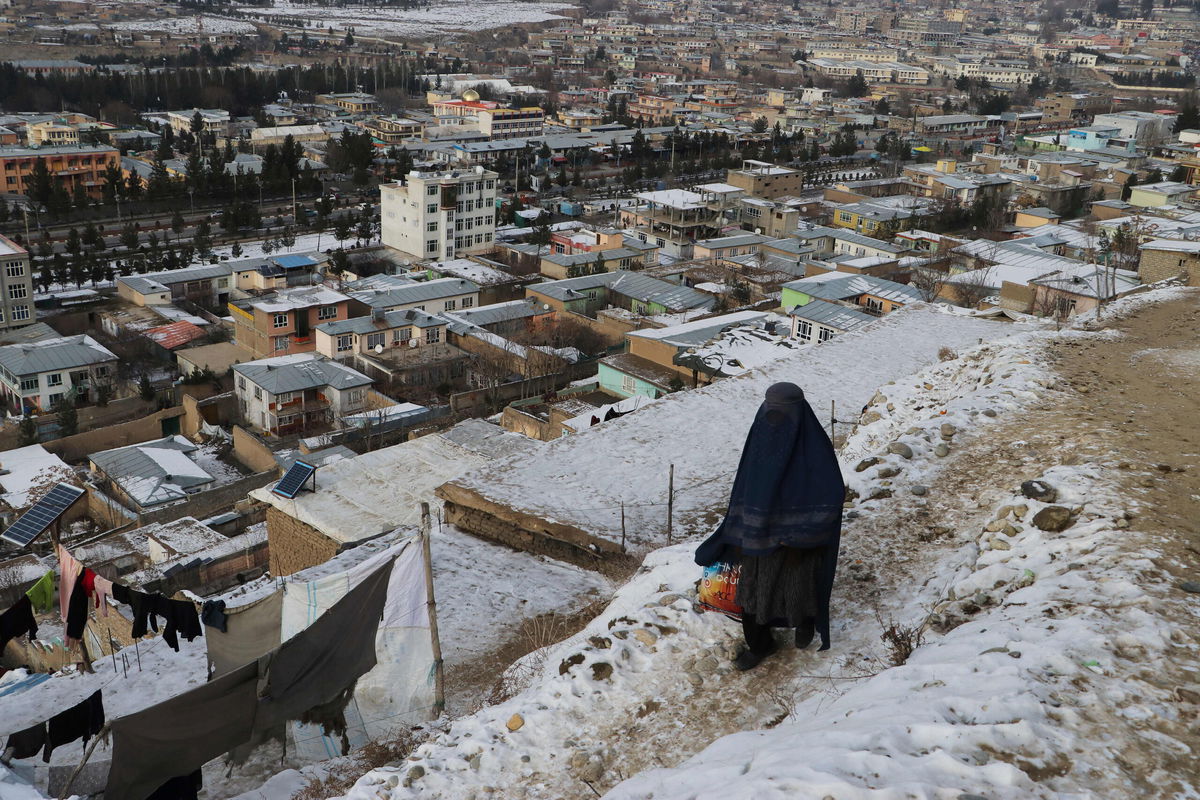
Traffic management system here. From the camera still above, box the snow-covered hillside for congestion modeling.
[235,0,574,37]
[331,285,1200,800]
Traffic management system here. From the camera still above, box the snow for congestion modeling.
[233,0,574,36]
[445,305,1032,551]
[330,285,1193,800]
[105,15,259,34]
[0,444,74,509]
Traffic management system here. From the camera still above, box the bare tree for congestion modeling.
[910,264,951,302]
[951,265,995,309]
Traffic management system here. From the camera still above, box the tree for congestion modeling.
[53,397,77,437]
[846,70,869,98]
[194,220,213,254]
[28,158,54,208]
[910,265,950,302]
[231,241,243,258]
[138,374,155,402]
[752,116,768,134]
[591,251,607,275]
[120,223,139,252]
[18,416,38,447]
[874,97,891,115]
[527,213,552,257]
[171,210,186,241]
[328,247,351,278]
[1173,95,1199,134]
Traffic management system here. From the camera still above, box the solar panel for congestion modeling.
[0,482,85,548]
[273,461,316,499]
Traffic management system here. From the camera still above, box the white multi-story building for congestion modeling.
[380,167,499,260]
[0,234,33,331]
[233,352,373,436]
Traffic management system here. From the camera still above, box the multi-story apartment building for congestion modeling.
[359,116,424,143]
[725,160,805,200]
[316,92,380,114]
[380,167,498,260]
[0,334,117,414]
[0,144,120,198]
[229,286,353,359]
[233,352,373,436]
[1037,93,1113,124]
[0,235,34,332]
[430,98,545,139]
[166,108,231,138]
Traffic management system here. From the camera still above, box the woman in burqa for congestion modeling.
[695,382,844,671]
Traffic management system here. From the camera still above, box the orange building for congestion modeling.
[0,144,119,198]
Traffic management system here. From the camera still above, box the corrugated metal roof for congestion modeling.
[352,277,480,308]
[790,300,876,330]
[783,274,924,305]
[316,307,443,334]
[90,435,215,507]
[145,321,207,350]
[117,262,233,295]
[0,334,116,377]
[530,270,714,312]
[233,353,372,394]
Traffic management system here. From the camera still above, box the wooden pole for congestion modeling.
[58,724,108,800]
[666,464,674,544]
[420,502,445,717]
[620,502,626,553]
[830,399,836,441]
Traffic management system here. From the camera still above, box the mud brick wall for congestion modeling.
[266,506,339,577]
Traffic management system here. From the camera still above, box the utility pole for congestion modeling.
[420,502,445,717]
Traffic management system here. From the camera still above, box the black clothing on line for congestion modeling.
[146,770,202,800]
[128,590,202,651]
[42,689,104,763]
[4,721,46,760]
[200,599,227,632]
[65,571,90,641]
[0,595,38,654]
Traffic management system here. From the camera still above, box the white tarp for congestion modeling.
[281,534,436,761]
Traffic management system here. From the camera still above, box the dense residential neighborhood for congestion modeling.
[0,0,1198,797]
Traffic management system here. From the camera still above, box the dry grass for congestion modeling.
[879,616,926,666]
[292,728,422,800]
[937,346,958,362]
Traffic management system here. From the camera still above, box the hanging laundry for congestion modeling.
[92,574,114,618]
[65,571,90,643]
[4,721,46,760]
[25,570,55,613]
[205,591,281,680]
[0,596,38,654]
[42,689,104,763]
[56,544,83,623]
[199,599,227,633]
[124,589,201,652]
[145,770,202,800]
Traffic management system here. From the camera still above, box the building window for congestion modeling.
[427,221,439,231]
[238,376,246,390]
[19,377,37,392]
[425,327,441,344]
[317,305,338,320]
[273,312,289,328]
[427,203,437,213]
[427,185,438,196]
[865,297,884,314]
[818,327,834,343]
[5,261,24,278]
[444,299,456,311]
[11,305,29,321]
[94,365,108,377]
[46,373,62,387]
[796,320,812,341]
[277,391,294,404]
[274,336,289,351]
[253,386,262,400]
[427,240,437,253]
[461,296,474,308]
[8,284,27,300]
[217,278,228,288]
[336,334,353,352]
[366,332,385,350]
[621,373,636,394]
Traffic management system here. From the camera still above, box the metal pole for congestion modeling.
[420,502,445,716]
[830,399,836,441]
[666,464,674,544]
[620,502,626,553]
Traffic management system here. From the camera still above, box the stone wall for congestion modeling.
[266,505,340,576]
[232,425,280,474]
[135,471,277,527]
[1139,248,1200,286]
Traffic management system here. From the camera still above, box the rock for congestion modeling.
[982,408,997,417]
[1178,581,1200,594]
[995,504,1013,519]
[506,714,525,732]
[587,636,612,649]
[887,442,914,459]
[686,671,703,686]
[632,628,658,646]
[1013,504,1028,519]
[940,423,957,439]
[468,753,482,770]
[1176,687,1200,704]
[988,536,1011,551]
[844,486,860,502]
[695,656,720,675]
[558,653,586,675]
[877,466,902,479]
[1021,480,1057,502]
[658,593,684,606]
[590,662,613,681]
[1032,505,1073,532]
[407,766,425,782]
[868,487,893,500]
[855,457,881,473]
[1002,523,1020,537]
[861,411,883,424]
[1115,518,1130,529]
[985,519,1008,533]
[910,485,928,496]
[934,442,950,458]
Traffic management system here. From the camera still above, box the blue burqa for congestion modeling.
[696,382,844,648]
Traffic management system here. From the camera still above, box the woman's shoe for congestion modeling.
[795,619,815,649]
[733,640,778,671]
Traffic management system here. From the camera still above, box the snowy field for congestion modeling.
[104,15,259,34]
[234,0,575,36]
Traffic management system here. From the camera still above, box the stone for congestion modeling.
[1021,480,1058,503]
[1115,518,1130,529]
[1032,505,1073,532]
[695,656,720,675]
[559,653,585,675]
[1013,504,1028,518]
[910,485,928,496]
[844,486,860,503]
[686,671,703,686]
[590,662,613,681]
[1176,687,1200,704]
[1178,581,1200,594]
[982,408,997,417]
[855,457,881,473]
[995,504,1013,519]
[934,442,951,458]
[408,766,425,782]
[1002,523,1020,537]
[868,487,893,500]
[887,442,914,459]
[587,636,612,649]
[988,536,1011,551]
[985,519,1008,533]
[877,466,902,479]
[658,593,684,606]
[940,423,957,439]
[632,628,658,646]
[507,714,525,732]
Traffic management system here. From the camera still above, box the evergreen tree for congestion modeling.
[28,159,54,208]
[53,397,77,437]
[18,415,38,447]
[138,374,155,402]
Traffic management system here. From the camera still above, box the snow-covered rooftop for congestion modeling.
[0,444,73,510]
